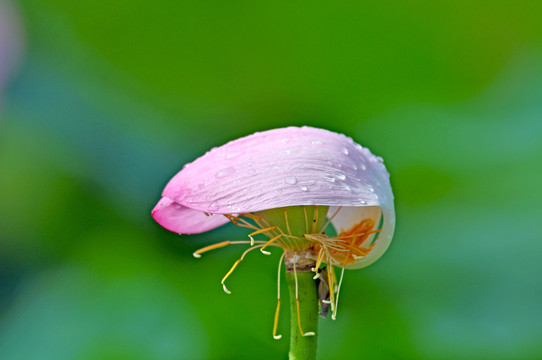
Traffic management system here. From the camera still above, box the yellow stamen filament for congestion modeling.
[193,240,263,258]
[248,226,279,246]
[326,265,336,314]
[319,206,342,234]
[273,253,285,340]
[293,257,315,337]
[221,244,265,294]
[302,205,309,234]
[224,214,258,230]
[312,247,325,279]
[282,207,293,236]
[260,234,283,255]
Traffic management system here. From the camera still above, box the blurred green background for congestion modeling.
[1,1,542,359]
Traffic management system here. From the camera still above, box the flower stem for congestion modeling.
[285,271,319,360]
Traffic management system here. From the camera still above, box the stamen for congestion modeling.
[282,208,293,235]
[332,267,345,320]
[221,244,265,294]
[302,205,309,234]
[248,226,279,246]
[319,206,342,234]
[311,247,325,279]
[224,214,258,230]
[193,240,263,258]
[260,234,283,255]
[273,253,285,340]
[326,265,336,314]
[293,257,315,337]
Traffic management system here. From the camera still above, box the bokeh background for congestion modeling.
[1,1,542,359]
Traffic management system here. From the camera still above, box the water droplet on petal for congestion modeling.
[173,203,183,210]
[324,174,336,183]
[215,167,235,178]
[359,164,367,171]
[360,200,367,205]
[312,140,323,145]
[355,144,363,151]
[285,176,298,185]
[334,172,346,181]
[341,147,349,155]
[299,186,309,192]
[367,185,375,193]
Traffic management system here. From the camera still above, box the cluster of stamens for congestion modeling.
[193,205,381,339]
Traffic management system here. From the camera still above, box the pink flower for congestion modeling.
[152,126,395,327]
[153,126,395,268]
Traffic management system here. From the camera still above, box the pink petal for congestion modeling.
[152,197,229,234]
[154,126,394,238]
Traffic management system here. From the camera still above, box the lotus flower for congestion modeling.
[152,126,395,340]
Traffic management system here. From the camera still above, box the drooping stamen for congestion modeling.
[260,234,283,255]
[325,265,336,314]
[248,226,279,246]
[221,244,266,294]
[273,253,285,340]
[193,240,265,258]
[332,267,345,320]
[312,247,325,279]
[293,256,315,337]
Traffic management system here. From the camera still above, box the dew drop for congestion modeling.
[173,203,183,210]
[299,186,309,192]
[367,185,375,193]
[359,164,367,171]
[334,172,346,181]
[285,176,298,185]
[340,147,349,155]
[312,140,323,145]
[324,174,336,183]
[215,167,235,178]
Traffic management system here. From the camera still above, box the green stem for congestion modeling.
[285,271,319,360]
